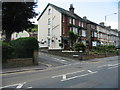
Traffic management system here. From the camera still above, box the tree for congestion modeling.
[27,24,38,32]
[74,42,86,52]
[2,2,38,41]
[68,31,78,48]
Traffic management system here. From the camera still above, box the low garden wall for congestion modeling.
[44,49,118,60]
[3,58,33,68]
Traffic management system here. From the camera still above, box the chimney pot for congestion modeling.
[99,22,105,26]
[69,4,74,14]
[83,16,87,20]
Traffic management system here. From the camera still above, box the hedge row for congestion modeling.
[93,45,116,53]
[2,37,39,63]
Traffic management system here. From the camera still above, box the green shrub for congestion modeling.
[2,42,14,63]
[74,42,86,52]
[10,37,39,58]
[93,45,116,53]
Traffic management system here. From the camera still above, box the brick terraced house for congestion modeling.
[37,3,119,50]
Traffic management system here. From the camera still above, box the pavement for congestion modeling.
[1,52,75,74]
[1,62,49,74]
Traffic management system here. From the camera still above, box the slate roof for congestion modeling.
[37,3,98,25]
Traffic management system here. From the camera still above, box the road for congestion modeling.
[1,53,119,89]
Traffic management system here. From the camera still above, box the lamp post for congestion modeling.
[105,13,117,25]
[104,13,117,55]
[104,13,117,44]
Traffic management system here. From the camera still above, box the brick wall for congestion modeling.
[4,58,33,68]
[47,50,117,60]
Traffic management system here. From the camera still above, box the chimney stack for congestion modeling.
[99,22,105,26]
[108,26,111,29]
[83,16,87,20]
[69,4,74,14]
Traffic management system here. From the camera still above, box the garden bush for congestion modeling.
[10,37,39,58]
[74,42,86,52]
[93,45,116,53]
[2,42,14,63]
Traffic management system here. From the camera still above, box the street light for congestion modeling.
[105,13,117,24]
[104,13,117,47]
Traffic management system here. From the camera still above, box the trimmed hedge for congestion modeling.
[2,37,39,63]
[2,42,14,63]
[10,37,39,58]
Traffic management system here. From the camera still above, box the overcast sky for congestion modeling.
[33,0,119,30]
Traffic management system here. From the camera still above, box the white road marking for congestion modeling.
[98,65,107,68]
[27,87,32,89]
[88,70,94,73]
[0,82,26,89]
[0,83,19,89]
[108,66,118,69]
[61,60,65,62]
[62,75,66,80]
[16,82,26,89]
[52,70,85,78]
[98,63,120,68]
[61,71,98,81]
[108,64,118,67]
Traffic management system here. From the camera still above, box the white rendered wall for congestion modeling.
[11,30,30,40]
[38,5,62,49]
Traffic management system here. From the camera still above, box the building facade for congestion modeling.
[97,22,119,47]
[38,3,119,50]
[11,30,30,40]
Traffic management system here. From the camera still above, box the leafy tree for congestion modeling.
[68,31,78,48]
[74,42,86,52]
[27,24,38,32]
[2,2,38,41]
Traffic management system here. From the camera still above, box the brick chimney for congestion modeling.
[69,4,74,14]
[83,16,87,20]
[99,22,105,26]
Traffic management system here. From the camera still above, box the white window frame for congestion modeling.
[73,19,75,25]
[82,22,84,27]
[48,28,50,36]
[69,18,72,24]
[82,40,86,45]
[70,27,72,31]
[63,26,65,34]
[79,21,81,26]
[48,9,51,15]
[48,39,50,47]
[91,25,94,29]
[82,30,86,37]
[48,18,51,25]
[73,27,78,34]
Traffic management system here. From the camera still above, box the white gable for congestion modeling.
[38,5,62,49]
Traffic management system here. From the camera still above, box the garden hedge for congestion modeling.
[2,37,39,63]
[10,37,39,58]
[2,42,14,63]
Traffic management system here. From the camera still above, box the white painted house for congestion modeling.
[37,3,62,49]
[11,30,30,40]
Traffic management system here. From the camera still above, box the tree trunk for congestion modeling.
[5,31,12,42]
